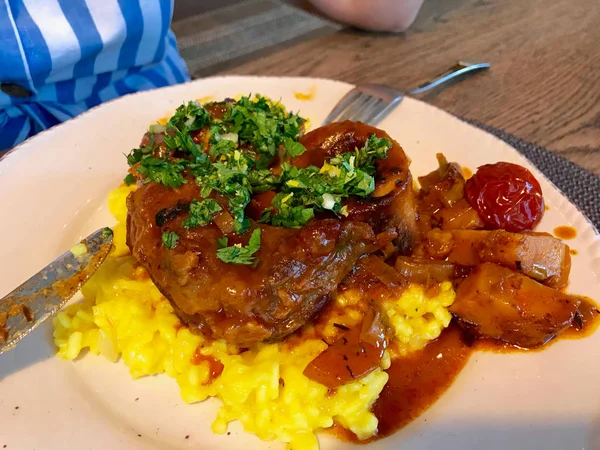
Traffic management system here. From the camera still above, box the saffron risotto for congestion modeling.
[53,184,456,450]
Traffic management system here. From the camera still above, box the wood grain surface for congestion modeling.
[221,0,600,174]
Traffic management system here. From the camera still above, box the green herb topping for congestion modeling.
[99,227,114,240]
[182,199,222,229]
[123,173,136,186]
[126,96,392,264]
[162,231,180,249]
[260,134,392,228]
[216,228,261,265]
[135,157,187,189]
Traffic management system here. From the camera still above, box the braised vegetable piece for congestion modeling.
[450,262,580,348]
[360,254,407,289]
[421,229,571,288]
[421,229,486,266]
[394,256,456,285]
[465,162,544,232]
[418,154,465,207]
[433,199,484,230]
[416,154,484,233]
[477,230,571,288]
[303,304,390,389]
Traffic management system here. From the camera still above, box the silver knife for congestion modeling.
[0,227,114,354]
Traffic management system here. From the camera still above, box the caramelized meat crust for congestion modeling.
[297,121,418,254]
[126,121,417,346]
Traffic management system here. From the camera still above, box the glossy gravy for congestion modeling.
[191,350,224,383]
[553,225,577,240]
[330,297,600,443]
[372,323,471,439]
[328,323,472,443]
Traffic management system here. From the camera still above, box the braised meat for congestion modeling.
[126,120,417,346]
[297,121,418,254]
[128,180,379,346]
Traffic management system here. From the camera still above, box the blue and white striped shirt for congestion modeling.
[0,0,190,151]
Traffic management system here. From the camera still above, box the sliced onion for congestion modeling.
[360,303,389,349]
[373,229,398,252]
[149,123,166,134]
[361,255,404,288]
[221,133,239,143]
[381,242,396,259]
[394,256,455,285]
[322,193,336,210]
[212,210,235,235]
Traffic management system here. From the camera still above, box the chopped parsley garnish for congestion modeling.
[182,199,222,229]
[167,101,211,132]
[126,95,306,235]
[123,173,136,186]
[260,134,392,227]
[194,151,253,233]
[225,95,306,164]
[163,131,204,160]
[135,157,187,188]
[162,101,210,161]
[99,227,114,240]
[162,231,180,249]
[125,95,392,265]
[282,136,306,158]
[216,228,261,265]
[126,134,158,166]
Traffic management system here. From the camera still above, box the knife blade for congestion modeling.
[0,227,113,354]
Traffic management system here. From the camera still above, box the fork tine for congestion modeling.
[321,89,361,125]
[338,94,371,123]
[354,96,379,122]
[355,98,386,124]
[369,101,400,127]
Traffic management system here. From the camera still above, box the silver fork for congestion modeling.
[322,61,490,126]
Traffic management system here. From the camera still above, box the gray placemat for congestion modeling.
[468,120,600,231]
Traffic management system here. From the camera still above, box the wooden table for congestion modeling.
[222,0,600,174]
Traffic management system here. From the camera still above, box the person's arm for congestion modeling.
[307,0,424,32]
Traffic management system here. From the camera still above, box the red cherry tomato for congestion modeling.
[465,162,544,232]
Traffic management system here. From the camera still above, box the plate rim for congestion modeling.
[3,74,598,241]
[1,74,600,450]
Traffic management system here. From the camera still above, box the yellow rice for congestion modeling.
[53,185,455,450]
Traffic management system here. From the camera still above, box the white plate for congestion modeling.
[1,76,600,450]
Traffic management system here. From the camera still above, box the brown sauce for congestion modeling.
[52,243,113,299]
[304,324,385,389]
[563,296,600,339]
[191,350,224,383]
[327,295,600,444]
[553,225,577,240]
[1,242,110,346]
[467,297,600,355]
[329,323,473,443]
[372,323,472,439]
